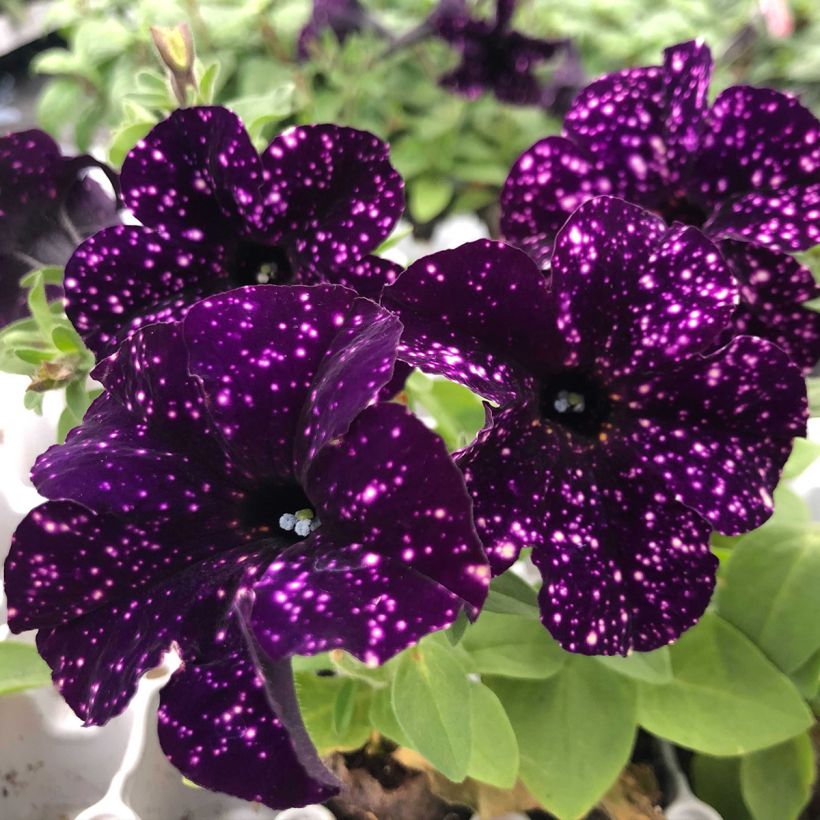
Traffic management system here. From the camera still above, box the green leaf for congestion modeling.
[483,570,540,619]
[596,647,673,684]
[332,678,357,737]
[781,437,820,479]
[197,61,222,105]
[462,611,565,679]
[716,523,820,674]
[51,324,82,354]
[807,377,820,417]
[36,78,86,136]
[408,175,454,224]
[445,608,469,646]
[391,640,472,781]
[740,735,815,820]
[295,672,372,754]
[0,642,52,695]
[404,370,485,451]
[23,390,44,415]
[638,613,813,755]
[691,755,752,820]
[109,122,156,168]
[789,646,820,700]
[466,680,519,788]
[369,685,411,747]
[57,405,80,444]
[488,657,638,820]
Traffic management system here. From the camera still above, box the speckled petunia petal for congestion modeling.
[158,639,339,808]
[121,106,262,237]
[563,66,667,206]
[251,535,470,665]
[258,125,404,275]
[705,182,820,253]
[32,550,247,725]
[499,136,605,265]
[305,402,488,608]
[382,240,554,403]
[661,40,712,186]
[530,435,717,655]
[456,403,552,574]
[295,300,401,475]
[717,240,820,372]
[612,335,807,535]
[65,225,226,358]
[183,284,399,481]
[550,197,737,374]
[316,254,404,300]
[690,86,819,220]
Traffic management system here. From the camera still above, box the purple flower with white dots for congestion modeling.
[4,284,488,806]
[501,40,820,371]
[433,0,568,106]
[65,106,404,358]
[297,0,386,59]
[0,129,119,326]
[383,196,807,656]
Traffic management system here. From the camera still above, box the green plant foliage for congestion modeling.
[295,671,374,754]
[740,734,816,820]
[716,523,820,675]
[488,657,638,820]
[461,611,566,679]
[638,613,813,755]
[0,642,52,695]
[391,637,473,782]
[482,569,541,619]
[465,680,519,789]
[596,646,673,684]
[692,755,752,820]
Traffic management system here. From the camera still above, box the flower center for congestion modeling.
[234,241,294,287]
[242,480,317,541]
[659,195,708,228]
[538,370,611,437]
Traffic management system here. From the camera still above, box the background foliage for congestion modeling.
[2,0,820,817]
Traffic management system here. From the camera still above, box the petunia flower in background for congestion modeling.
[0,129,119,327]
[431,0,570,107]
[501,39,820,372]
[65,106,404,358]
[4,284,488,807]
[384,196,807,655]
[297,0,389,59]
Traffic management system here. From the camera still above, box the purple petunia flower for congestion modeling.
[297,0,386,59]
[0,129,119,327]
[432,0,568,106]
[4,284,488,806]
[65,106,404,358]
[501,40,820,372]
[383,196,807,655]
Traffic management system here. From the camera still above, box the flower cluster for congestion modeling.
[3,37,817,810]
[0,130,119,327]
[501,40,820,372]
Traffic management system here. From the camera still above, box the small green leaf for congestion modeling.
[483,570,540,619]
[109,122,156,168]
[462,611,565,679]
[781,438,820,479]
[391,640,472,781]
[789,646,820,700]
[638,613,813,755]
[369,685,411,747]
[596,647,672,684]
[332,678,357,737]
[295,672,372,754]
[488,657,638,820]
[23,390,44,415]
[716,523,820,674]
[51,324,82,354]
[197,61,221,105]
[446,608,469,646]
[408,175,454,224]
[466,680,519,788]
[740,734,815,820]
[691,755,751,820]
[0,642,52,695]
